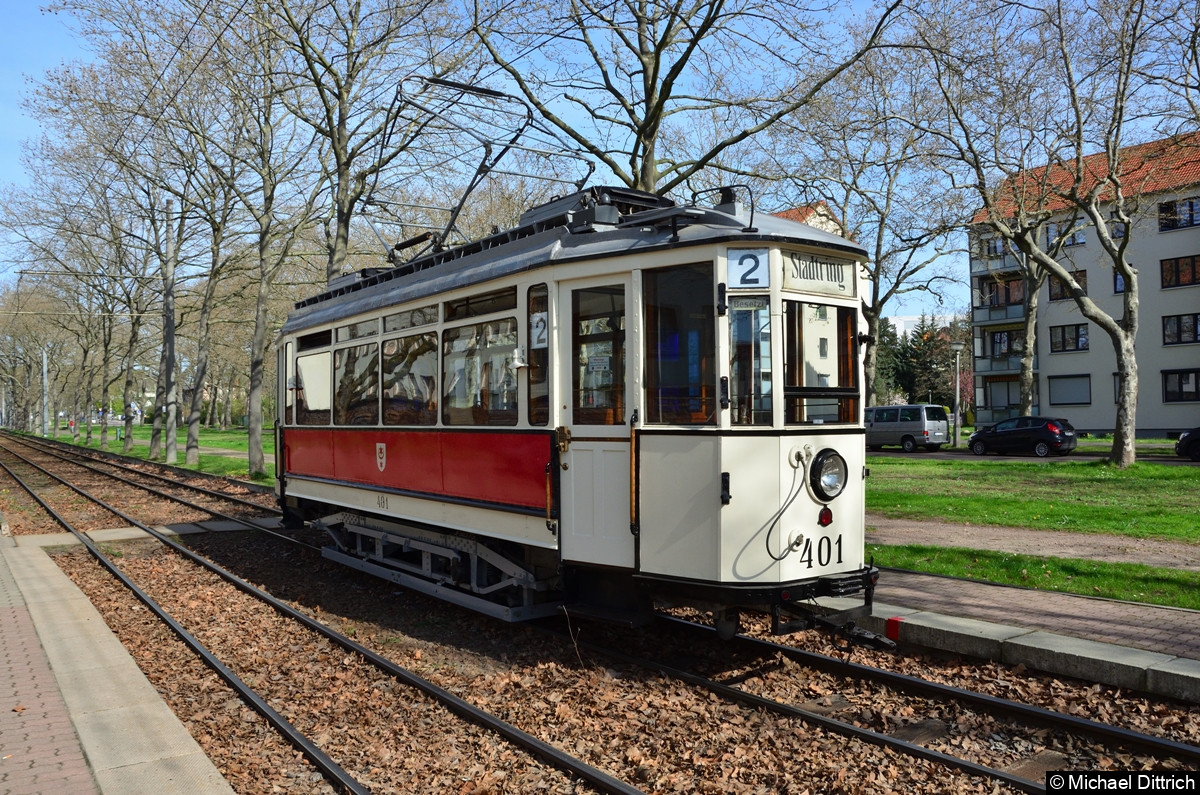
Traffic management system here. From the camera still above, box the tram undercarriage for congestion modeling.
[309,509,889,648]
[318,511,564,623]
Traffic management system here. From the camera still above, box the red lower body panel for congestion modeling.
[284,428,551,511]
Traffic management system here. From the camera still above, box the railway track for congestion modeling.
[561,615,1200,794]
[0,435,641,794]
[4,433,1198,793]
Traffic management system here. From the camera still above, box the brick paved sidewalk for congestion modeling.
[0,542,98,794]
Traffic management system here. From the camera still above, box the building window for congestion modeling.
[1159,197,1200,231]
[1048,374,1091,405]
[1163,313,1200,345]
[1047,222,1085,247]
[1050,324,1089,352]
[1049,270,1087,301]
[978,275,1024,307]
[1111,221,1127,239]
[988,329,1025,357]
[1114,270,1126,293]
[1163,369,1200,402]
[1161,254,1199,288]
[983,236,1005,257]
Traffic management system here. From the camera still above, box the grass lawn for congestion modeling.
[865,455,1196,541]
[866,455,1200,608]
[55,424,274,482]
[871,544,1200,610]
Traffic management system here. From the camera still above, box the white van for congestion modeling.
[865,404,950,452]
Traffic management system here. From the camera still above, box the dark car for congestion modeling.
[968,416,1077,457]
[1176,428,1200,461]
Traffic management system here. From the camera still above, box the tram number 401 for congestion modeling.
[794,535,844,568]
[376,494,389,511]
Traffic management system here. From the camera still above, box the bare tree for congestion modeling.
[202,8,326,476]
[760,38,968,406]
[912,0,1170,466]
[475,0,902,194]
[260,0,471,281]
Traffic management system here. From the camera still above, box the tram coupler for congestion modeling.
[771,604,896,652]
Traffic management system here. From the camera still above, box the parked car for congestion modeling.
[968,416,1077,457]
[1176,427,1200,461]
[865,404,949,452]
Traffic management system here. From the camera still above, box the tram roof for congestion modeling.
[282,187,867,335]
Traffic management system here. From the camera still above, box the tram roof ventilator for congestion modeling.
[302,186,740,309]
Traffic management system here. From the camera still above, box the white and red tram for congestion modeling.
[276,186,883,641]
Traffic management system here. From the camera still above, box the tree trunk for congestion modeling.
[861,311,881,408]
[247,274,273,476]
[149,342,168,459]
[1110,331,1138,466]
[1019,275,1042,417]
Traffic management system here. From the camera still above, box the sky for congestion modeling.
[0,6,81,188]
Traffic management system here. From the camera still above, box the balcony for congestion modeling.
[972,354,1036,376]
[976,406,1026,425]
[973,304,1026,324]
[970,253,1023,275]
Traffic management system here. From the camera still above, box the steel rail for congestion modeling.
[0,452,371,795]
[0,441,646,795]
[0,433,319,551]
[664,617,1200,766]
[540,622,1045,794]
[4,431,277,514]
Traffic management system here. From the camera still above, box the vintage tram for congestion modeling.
[275,186,883,642]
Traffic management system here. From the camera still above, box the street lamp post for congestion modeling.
[950,341,966,448]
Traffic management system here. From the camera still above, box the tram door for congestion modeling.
[557,278,634,569]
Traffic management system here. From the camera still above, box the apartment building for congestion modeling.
[968,135,1200,435]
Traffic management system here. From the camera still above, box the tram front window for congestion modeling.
[729,296,772,426]
[783,301,859,424]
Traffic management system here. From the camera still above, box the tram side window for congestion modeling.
[528,285,550,426]
[729,296,772,426]
[572,286,625,425]
[442,319,519,426]
[644,263,716,424]
[382,333,437,425]
[783,301,858,424]
[295,351,332,425]
[333,343,379,425]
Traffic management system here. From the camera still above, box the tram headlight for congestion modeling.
[810,449,848,502]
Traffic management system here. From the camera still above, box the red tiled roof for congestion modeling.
[970,132,1200,225]
[774,205,823,224]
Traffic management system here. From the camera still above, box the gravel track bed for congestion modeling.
[0,443,269,530]
[0,451,130,533]
[54,541,587,794]
[737,614,1200,749]
[6,449,1195,792]
[648,611,1198,774]
[106,531,1037,793]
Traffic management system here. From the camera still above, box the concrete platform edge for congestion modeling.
[829,599,1200,704]
[2,540,234,794]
